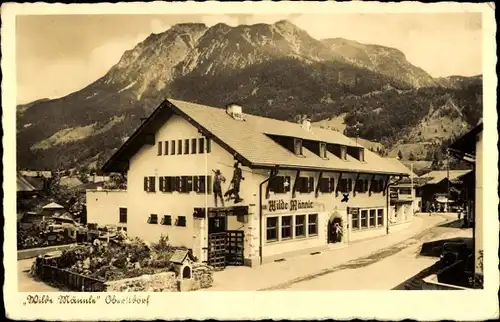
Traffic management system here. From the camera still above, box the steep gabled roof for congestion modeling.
[449,122,483,158]
[384,158,418,177]
[17,172,37,192]
[420,170,473,185]
[103,98,409,176]
[42,202,65,209]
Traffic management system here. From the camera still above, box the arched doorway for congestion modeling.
[327,212,343,244]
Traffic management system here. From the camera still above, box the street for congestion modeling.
[18,258,60,292]
[17,213,471,292]
[205,213,471,291]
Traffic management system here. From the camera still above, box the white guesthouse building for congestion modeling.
[87,99,410,268]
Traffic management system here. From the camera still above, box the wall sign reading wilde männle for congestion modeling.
[268,199,314,212]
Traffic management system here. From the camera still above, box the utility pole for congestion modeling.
[446,149,450,212]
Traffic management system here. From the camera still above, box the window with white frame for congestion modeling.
[377,209,384,226]
[308,214,318,235]
[266,217,278,242]
[281,216,293,240]
[369,209,376,228]
[360,210,368,228]
[295,215,306,237]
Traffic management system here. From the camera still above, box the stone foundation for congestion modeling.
[191,263,215,290]
[105,272,177,292]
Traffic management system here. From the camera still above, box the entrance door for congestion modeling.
[208,232,227,270]
[226,230,244,266]
[327,217,342,244]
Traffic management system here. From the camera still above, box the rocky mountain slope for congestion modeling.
[16,20,482,171]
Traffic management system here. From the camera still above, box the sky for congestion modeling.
[16,13,482,105]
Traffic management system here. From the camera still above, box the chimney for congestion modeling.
[301,115,311,132]
[226,103,244,121]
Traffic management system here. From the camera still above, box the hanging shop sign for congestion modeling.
[267,199,315,212]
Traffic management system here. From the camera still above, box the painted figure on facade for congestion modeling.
[225,162,245,204]
[212,169,226,207]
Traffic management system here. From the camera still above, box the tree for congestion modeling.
[397,150,403,160]
[408,152,416,161]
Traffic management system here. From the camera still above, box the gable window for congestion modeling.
[176,216,187,227]
[164,141,169,155]
[157,142,162,156]
[319,142,327,159]
[161,215,172,226]
[198,138,205,153]
[340,146,347,160]
[266,217,278,242]
[191,138,197,154]
[144,176,156,192]
[171,140,176,155]
[184,139,190,154]
[148,214,158,224]
[294,138,303,155]
[177,140,182,154]
[119,208,127,223]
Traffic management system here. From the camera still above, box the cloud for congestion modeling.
[201,15,239,27]
[243,14,293,26]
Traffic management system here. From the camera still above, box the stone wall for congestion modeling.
[106,272,177,292]
[191,263,215,290]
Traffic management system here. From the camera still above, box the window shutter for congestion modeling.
[191,138,197,154]
[164,141,169,155]
[149,176,156,192]
[159,177,164,192]
[193,176,199,192]
[364,180,369,192]
[198,138,205,153]
[207,175,212,194]
[285,176,291,192]
[206,138,212,153]
[144,177,148,191]
[157,142,162,156]
[176,176,183,192]
[171,140,176,155]
[348,178,353,192]
[308,177,314,193]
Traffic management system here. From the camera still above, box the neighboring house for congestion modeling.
[90,99,409,268]
[418,169,472,212]
[18,211,46,229]
[59,176,84,189]
[384,158,419,226]
[17,172,39,197]
[20,170,52,179]
[17,172,47,213]
[41,202,65,218]
[449,122,483,281]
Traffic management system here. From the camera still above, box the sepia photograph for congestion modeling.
[3,1,498,321]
